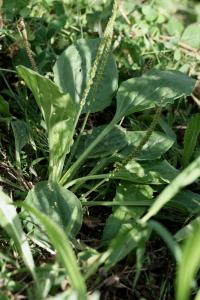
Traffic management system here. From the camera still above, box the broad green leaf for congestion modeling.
[0,190,37,285]
[166,17,184,37]
[19,201,87,300]
[23,181,82,242]
[53,38,118,113]
[75,126,174,160]
[183,114,200,167]
[103,183,153,242]
[115,159,178,184]
[121,130,174,160]
[142,5,157,22]
[181,24,200,49]
[141,155,200,223]
[17,65,77,181]
[114,70,195,121]
[176,218,200,300]
[11,120,29,168]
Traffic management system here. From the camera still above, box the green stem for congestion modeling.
[77,107,162,195]
[64,174,108,189]
[82,201,151,207]
[59,121,115,185]
[0,68,16,73]
[65,112,90,170]
[81,178,107,197]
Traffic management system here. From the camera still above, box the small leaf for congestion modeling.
[53,38,118,113]
[142,5,157,22]
[166,17,184,37]
[23,181,83,242]
[183,114,200,167]
[176,218,200,300]
[17,65,77,181]
[181,23,200,49]
[11,120,29,168]
[114,70,195,121]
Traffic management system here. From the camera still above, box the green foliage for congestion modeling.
[181,24,200,49]
[114,69,195,122]
[176,218,200,300]
[1,0,200,299]
[141,155,200,223]
[0,190,38,291]
[183,114,200,167]
[53,38,118,113]
[19,201,87,300]
[11,120,29,168]
[17,65,77,181]
[103,183,152,242]
[114,159,178,184]
[102,224,150,272]
[76,126,174,160]
[0,95,10,117]
[23,181,83,242]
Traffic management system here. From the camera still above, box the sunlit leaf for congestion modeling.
[174,217,200,242]
[17,65,77,181]
[181,23,200,49]
[115,159,178,184]
[176,218,200,300]
[114,70,195,121]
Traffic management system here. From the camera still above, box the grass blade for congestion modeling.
[0,190,38,290]
[176,218,200,300]
[141,155,200,223]
[148,220,182,263]
[17,201,87,300]
[183,114,200,167]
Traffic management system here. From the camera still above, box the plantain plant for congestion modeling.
[1,0,200,299]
